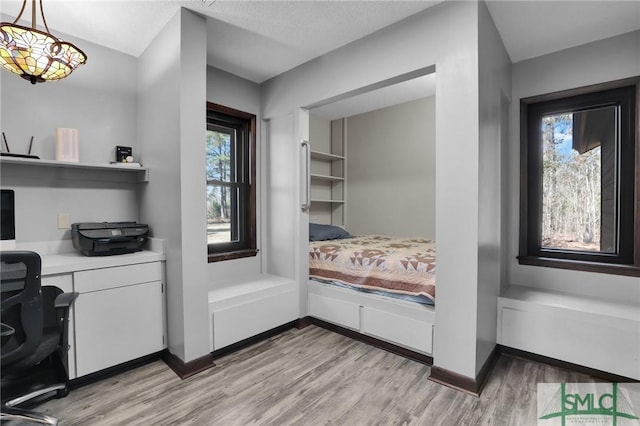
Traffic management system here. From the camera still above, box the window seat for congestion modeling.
[497,285,640,380]
[208,275,298,351]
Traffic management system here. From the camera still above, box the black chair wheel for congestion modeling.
[56,387,70,398]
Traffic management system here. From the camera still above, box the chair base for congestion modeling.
[0,406,58,425]
[1,383,66,425]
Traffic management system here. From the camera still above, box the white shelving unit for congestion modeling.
[309,118,346,225]
[309,172,344,182]
[0,156,149,182]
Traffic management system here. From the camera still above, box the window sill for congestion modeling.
[208,249,258,263]
[518,256,640,277]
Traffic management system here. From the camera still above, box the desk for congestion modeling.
[41,250,165,275]
[39,250,166,379]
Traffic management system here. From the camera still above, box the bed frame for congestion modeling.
[307,279,435,356]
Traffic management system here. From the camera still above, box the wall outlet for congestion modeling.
[57,213,71,230]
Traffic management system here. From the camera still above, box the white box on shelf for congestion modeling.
[55,128,79,162]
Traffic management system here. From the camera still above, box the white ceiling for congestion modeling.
[485,0,640,63]
[2,0,639,85]
[310,72,437,120]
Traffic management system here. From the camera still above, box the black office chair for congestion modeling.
[1,251,78,425]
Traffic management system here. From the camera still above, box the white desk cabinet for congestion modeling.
[39,250,166,379]
[74,262,165,377]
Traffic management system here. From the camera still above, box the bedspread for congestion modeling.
[309,235,436,303]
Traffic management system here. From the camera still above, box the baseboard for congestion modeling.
[211,320,298,360]
[477,344,501,392]
[310,317,433,365]
[70,351,164,389]
[296,316,313,329]
[428,345,500,397]
[499,345,640,383]
[162,351,215,380]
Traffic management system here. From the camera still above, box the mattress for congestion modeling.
[309,235,436,305]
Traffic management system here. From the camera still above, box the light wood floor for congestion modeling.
[37,325,598,425]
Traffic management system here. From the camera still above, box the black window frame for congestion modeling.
[206,102,257,262]
[518,77,639,277]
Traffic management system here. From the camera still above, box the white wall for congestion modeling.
[261,1,488,379]
[345,96,435,238]
[476,0,511,376]
[205,67,263,286]
[0,26,138,163]
[0,26,140,243]
[508,30,640,305]
[138,8,209,363]
[309,114,331,154]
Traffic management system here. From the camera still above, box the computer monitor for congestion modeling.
[1,189,16,249]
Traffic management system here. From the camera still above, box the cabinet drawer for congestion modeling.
[309,293,359,330]
[41,273,73,292]
[501,307,640,379]
[212,289,298,350]
[361,306,433,354]
[74,262,162,293]
[74,281,165,377]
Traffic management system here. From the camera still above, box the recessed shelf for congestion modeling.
[311,199,345,204]
[0,157,149,182]
[310,173,344,182]
[310,150,344,161]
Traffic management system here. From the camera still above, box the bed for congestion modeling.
[307,224,436,357]
[309,234,436,305]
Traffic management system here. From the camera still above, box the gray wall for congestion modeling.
[475,0,511,376]
[138,8,209,363]
[205,67,264,286]
[309,114,331,155]
[0,27,139,243]
[508,30,640,304]
[345,96,435,238]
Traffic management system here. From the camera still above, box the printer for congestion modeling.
[71,222,149,256]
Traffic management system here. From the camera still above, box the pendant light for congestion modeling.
[0,0,87,84]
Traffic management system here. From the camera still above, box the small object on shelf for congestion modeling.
[55,128,79,162]
[1,132,40,159]
[116,146,133,162]
[0,152,40,159]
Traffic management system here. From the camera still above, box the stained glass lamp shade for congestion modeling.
[0,1,87,84]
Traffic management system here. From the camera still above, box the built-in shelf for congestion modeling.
[309,118,346,225]
[0,156,149,182]
[310,173,344,182]
[310,150,344,162]
[311,199,345,204]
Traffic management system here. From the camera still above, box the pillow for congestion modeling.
[309,223,352,241]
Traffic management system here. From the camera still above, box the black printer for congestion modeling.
[71,222,149,256]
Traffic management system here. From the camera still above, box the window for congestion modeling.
[206,102,257,262]
[519,78,639,276]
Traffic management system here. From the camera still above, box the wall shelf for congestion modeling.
[310,173,344,182]
[311,199,345,204]
[310,150,344,162]
[308,118,346,225]
[0,157,149,182]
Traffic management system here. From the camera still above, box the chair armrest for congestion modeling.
[54,292,78,309]
[1,322,15,337]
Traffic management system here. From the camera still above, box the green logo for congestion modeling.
[539,383,639,426]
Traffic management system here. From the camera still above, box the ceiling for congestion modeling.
[311,72,437,120]
[2,0,639,85]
